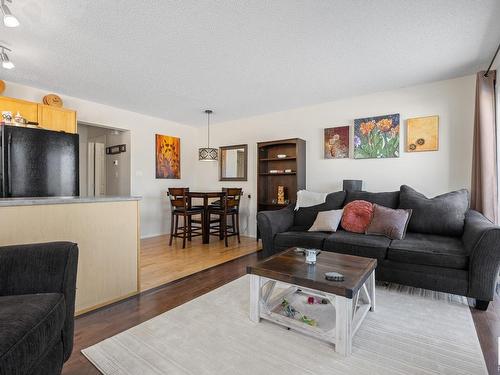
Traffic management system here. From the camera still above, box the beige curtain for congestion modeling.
[471,70,498,223]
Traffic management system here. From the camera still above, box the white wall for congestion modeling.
[193,75,476,237]
[105,131,132,196]
[4,75,477,238]
[4,81,197,238]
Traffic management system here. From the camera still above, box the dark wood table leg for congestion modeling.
[202,195,209,244]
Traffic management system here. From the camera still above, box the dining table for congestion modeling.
[187,191,227,244]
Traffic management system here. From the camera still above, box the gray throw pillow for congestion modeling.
[398,185,469,237]
[365,204,412,240]
[308,209,343,232]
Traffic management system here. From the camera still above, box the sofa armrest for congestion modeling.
[257,206,294,258]
[0,242,79,361]
[462,210,500,301]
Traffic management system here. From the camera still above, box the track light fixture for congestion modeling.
[1,0,19,28]
[0,45,14,69]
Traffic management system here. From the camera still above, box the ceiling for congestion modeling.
[1,1,499,126]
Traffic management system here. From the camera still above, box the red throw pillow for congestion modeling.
[341,200,374,233]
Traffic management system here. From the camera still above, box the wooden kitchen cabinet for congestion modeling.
[0,96,77,134]
[37,104,77,133]
[0,96,39,123]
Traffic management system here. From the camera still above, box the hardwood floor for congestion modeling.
[63,249,499,374]
[471,296,500,374]
[140,234,260,291]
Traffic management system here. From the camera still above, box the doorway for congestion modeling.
[87,138,106,196]
[77,122,131,197]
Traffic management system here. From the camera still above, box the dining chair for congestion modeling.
[168,187,204,248]
[208,188,242,247]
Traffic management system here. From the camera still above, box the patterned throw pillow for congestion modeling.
[365,204,412,240]
[341,200,374,233]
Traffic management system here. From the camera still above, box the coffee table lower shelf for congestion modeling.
[249,272,375,356]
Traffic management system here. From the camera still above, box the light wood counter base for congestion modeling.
[0,199,140,315]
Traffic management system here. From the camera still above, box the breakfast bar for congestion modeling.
[0,196,141,315]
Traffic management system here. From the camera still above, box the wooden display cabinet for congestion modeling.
[257,138,306,213]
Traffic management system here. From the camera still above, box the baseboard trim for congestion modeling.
[75,290,139,317]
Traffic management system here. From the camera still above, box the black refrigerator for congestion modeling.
[0,126,79,197]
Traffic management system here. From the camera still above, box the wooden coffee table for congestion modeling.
[247,248,377,356]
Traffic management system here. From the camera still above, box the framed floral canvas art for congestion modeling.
[406,115,439,152]
[324,126,349,159]
[354,113,400,159]
[155,134,180,179]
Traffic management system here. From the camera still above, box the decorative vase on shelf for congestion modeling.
[277,185,287,205]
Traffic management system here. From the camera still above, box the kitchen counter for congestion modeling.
[0,196,141,314]
[0,195,141,207]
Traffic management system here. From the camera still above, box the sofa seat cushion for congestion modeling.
[388,232,468,270]
[274,231,330,250]
[323,230,390,262]
[0,293,65,375]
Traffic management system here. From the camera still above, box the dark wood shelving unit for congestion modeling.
[258,172,297,176]
[257,138,306,216]
[259,156,297,161]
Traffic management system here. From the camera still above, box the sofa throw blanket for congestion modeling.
[295,190,328,211]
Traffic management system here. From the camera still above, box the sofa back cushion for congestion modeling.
[398,185,469,237]
[344,190,399,208]
[293,191,346,229]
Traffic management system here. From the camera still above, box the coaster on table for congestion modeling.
[325,272,344,281]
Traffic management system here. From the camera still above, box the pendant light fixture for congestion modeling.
[198,109,218,161]
[0,45,14,69]
[1,0,19,28]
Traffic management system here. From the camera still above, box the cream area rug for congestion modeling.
[82,276,487,374]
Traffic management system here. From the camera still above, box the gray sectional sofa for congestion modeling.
[257,185,500,310]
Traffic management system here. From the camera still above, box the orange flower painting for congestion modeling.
[354,113,400,159]
[359,121,375,136]
[376,118,393,132]
[155,134,180,179]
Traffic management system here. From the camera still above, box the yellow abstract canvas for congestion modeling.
[406,116,439,152]
[155,134,180,178]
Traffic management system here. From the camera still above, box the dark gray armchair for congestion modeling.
[0,242,79,375]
